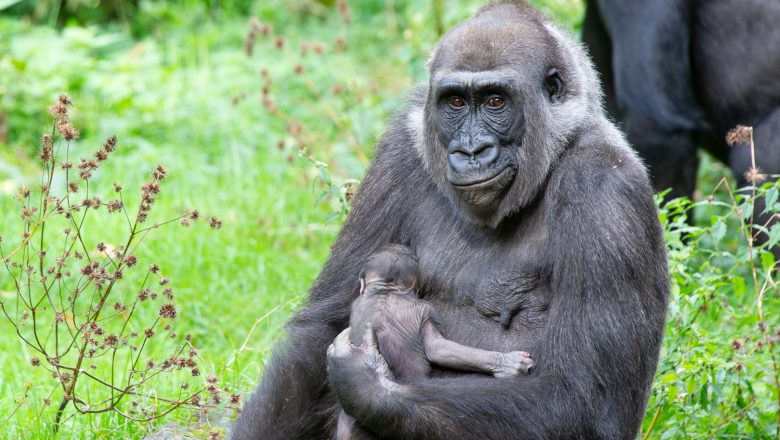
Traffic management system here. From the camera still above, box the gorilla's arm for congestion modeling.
[230,110,425,439]
[327,144,669,439]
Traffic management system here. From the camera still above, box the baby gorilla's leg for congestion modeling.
[422,322,534,377]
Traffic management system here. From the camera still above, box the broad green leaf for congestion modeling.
[731,276,746,296]
[760,251,775,273]
[764,187,778,214]
[767,224,780,248]
[711,220,726,243]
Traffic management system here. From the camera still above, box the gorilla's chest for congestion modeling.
[413,213,550,352]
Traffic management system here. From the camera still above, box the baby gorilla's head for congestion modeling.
[359,244,419,293]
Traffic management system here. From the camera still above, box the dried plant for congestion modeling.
[243,9,359,220]
[720,125,778,362]
[0,96,233,432]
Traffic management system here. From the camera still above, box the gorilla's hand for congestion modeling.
[327,323,402,419]
[328,323,395,381]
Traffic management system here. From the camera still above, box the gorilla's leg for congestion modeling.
[631,131,700,201]
[581,1,617,118]
[589,0,707,200]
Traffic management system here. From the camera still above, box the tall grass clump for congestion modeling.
[644,125,780,438]
[0,96,234,437]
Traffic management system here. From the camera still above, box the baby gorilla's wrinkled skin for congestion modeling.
[335,245,533,440]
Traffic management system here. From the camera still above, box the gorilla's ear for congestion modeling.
[544,68,566,102]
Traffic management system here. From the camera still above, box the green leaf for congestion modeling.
[738,202,753,220]
[667,385,678,402]
[761,251,775,273]
[9,57,26,71]
[697,384,709,406]
[767,224,780,248]
[764,187,778,214]
[711,220,726,243]
[314,190,330,206]
[731,276,746,296]
[660,372,677,383]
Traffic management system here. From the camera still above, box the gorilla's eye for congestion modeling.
[448,97,466,108]
[486,97,505,108]
[544,68,566,101]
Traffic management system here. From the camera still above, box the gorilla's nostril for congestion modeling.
[471,143,492,157]
[473,143,499,164]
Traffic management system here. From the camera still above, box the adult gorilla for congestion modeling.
[583,0,780,201]
[233,1,669,439]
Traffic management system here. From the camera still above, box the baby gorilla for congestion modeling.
[335,244,533,439]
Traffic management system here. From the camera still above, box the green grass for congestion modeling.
[1,1,777,439]
[0,1,504,437]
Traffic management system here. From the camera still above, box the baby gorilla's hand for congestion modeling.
[493,351,534,378]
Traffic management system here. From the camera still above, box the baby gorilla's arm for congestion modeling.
[421,322,533,378]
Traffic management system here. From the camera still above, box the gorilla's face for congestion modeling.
[432,72,521,212]
[419,3,579,227]
[426,63,567,226]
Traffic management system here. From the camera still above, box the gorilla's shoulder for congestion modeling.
[549,121,654,207]
[375,87,428,161]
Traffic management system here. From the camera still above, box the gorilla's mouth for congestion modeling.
[449,166,516,210]
[450,166,515,190]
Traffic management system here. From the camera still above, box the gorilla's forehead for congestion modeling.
[431,6,551,74]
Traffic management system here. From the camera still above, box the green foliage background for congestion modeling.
[0,0,777,438]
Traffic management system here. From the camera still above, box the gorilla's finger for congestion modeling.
[362,322,378,351]
[329,327,352,358]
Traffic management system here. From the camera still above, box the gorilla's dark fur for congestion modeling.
[232,2,669,439]
[584,0,780,201]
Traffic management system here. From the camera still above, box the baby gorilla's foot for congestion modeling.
[493,351,534,378]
